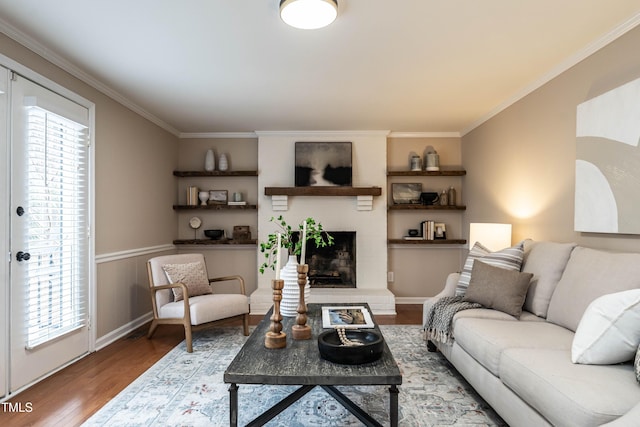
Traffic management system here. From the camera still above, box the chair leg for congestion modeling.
[147,319,159,339]
[242,313,250,336]
[184,323,194,353]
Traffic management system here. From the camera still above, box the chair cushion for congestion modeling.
[159,293,249,325]
[521,241,576,318]
[463,261,533,318]
[455,241,525,296]
[571,289,640,364]
[162,261,212,301]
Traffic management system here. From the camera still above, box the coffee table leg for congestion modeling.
[229,383,238,427]
[389,385,399,427]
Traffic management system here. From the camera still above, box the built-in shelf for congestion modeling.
[264,186,382,196]
[173,204,257,211]
[388,204,466,211]
[388,239,467,245]
[174,170,258,177]
[387,168,466,177]
[173,239,257,245]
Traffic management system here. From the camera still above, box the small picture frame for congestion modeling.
[434,222,447,240]
[208,190,228,205]
[322,306,375,329]
[392,183,422,204]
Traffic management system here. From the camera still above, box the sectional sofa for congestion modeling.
[422,240,640,426]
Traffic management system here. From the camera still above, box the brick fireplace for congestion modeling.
[250,131,395,315]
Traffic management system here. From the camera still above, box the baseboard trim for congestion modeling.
[95,312,153,351]
[395,297,428,305]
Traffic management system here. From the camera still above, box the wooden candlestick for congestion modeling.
[265,279,287,349]
[292,264,311,340]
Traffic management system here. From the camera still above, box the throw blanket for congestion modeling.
[424,296,482,344]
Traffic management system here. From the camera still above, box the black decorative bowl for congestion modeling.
[317,329,384,365]
[204,229,225,240]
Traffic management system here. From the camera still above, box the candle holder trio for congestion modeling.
[265,263,311,349]
[260,216,333,350]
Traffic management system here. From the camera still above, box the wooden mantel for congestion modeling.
[264,186,382,211]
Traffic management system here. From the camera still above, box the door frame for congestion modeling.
[0,52,96,398]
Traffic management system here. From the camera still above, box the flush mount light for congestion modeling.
[279,0,338,30]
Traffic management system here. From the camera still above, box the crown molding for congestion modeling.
[179,132,258,139]
[460,11,640,136]
[254,130,391,138]
[0,17,181,137]
[388,131,460,138]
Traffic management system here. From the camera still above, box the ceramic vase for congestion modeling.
[279,255,310,317]
[218,153,229,171]
[205,149,215,171]
[198,191,209,206]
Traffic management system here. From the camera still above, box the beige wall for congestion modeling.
[176,138,259,296]
[387,137,466,299]
[463,26,640,253]
[0,34,179,342]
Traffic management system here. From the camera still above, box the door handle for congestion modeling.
[16,251,31,262]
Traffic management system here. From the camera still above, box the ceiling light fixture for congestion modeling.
[280,0,338,30]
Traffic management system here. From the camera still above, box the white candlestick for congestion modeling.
[275,232,281,280]
[300,221,307,265]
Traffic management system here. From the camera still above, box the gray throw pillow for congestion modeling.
[162,261,212,302]
[463,260,533,318]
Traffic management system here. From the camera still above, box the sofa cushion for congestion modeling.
[452,317,573,376]
[547,246,640,332]
[463,261,533,318]
[521,241,576,318]
[162,261,213,302]
[572,289,640,364]
[500,348,640,427]
[455,241,525,296]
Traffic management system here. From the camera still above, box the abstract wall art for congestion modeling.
[575,76,640,234]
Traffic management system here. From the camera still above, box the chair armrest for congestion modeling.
[150,282,188,294]
[209,275,246,295]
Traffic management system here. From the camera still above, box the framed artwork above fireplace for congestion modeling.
[295,141,352,187]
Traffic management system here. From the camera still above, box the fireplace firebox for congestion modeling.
[301,231,356,288]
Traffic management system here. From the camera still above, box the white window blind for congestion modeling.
[24,104,89,350]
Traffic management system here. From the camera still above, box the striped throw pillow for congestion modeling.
[455,241,525,296]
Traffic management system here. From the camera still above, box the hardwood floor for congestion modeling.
[1,305,422,427]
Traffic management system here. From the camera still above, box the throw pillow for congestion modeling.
[571,289,640,365]
[463,260,533,318]
[635,344,640,384]
[162,261,212,302]
[455,241,525,296]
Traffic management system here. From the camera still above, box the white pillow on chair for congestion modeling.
[162,261,212,302]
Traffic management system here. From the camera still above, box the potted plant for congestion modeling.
[259,215,334,274]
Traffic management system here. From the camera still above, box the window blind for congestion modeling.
[24,105,89,350]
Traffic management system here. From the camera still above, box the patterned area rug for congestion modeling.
[83,325,506,426]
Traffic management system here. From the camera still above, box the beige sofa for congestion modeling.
[422,241,640,427]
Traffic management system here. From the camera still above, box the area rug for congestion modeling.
[83,325,506,426]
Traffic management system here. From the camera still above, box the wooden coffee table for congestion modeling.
[223,303,402,427]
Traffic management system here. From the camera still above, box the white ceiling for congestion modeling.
[1,1,640,136]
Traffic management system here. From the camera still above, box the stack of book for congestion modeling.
[403,220,442,240]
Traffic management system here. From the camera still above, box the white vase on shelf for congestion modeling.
[218,153,228,171]
[204,149,215,172]
[198,191,209,206]
[279,255,310,317]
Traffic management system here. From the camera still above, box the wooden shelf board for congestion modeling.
[388,239,467,245]
[388,204,466,211]
[173,239,257,245]
[264,186,382,197]
[173,170,258,177]
[387,169,466,177]
[173,204,257,210]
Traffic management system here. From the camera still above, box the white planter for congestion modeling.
[204,149,215,171]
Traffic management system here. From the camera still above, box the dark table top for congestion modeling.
[223,303,402,386]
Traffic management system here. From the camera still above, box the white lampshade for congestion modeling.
[280,0,338,30]
[469,223,512,252]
